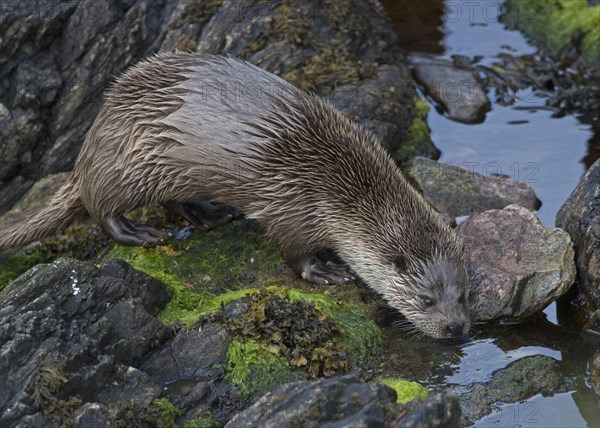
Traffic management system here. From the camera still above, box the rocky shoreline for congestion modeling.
[1,0,599,427]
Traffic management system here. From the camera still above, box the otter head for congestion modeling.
[386,253,471,339]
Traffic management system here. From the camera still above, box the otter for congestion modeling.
[0,52,470,338]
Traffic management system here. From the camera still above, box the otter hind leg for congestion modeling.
[163,201,239,230]
[102,215,169,246]
[285,251,355,286]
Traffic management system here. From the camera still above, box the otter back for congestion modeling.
[0,52,470,339]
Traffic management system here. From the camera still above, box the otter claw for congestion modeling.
[295,257,353,286]
[102,215,169,246]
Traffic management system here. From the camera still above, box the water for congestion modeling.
[385,321,600,427]
[429,100,589,227]
[475,393,589,428]
[381,0,600,426]
[385,0,596,227]
[440,0,537,62]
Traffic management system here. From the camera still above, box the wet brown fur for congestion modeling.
[0,52,470,338]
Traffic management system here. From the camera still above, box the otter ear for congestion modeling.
[392,255,409,273]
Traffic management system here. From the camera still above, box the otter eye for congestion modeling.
[392,255,409,273]
[421,296,435,308]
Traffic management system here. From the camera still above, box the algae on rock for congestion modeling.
[105,221,385,404]
[504,0,600,70]
[375,377,429,404]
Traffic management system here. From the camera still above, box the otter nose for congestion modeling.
[445,322,463,337]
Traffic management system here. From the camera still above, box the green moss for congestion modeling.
[108,243,211,325]
[105,220,285,325]
[105,221,384,367]
[408,100,431,146]
[283,47,374,94]
[0,248,46,291]
[183,412,219,428]
[175,37,197,52]
[225,338,305,402]
[375,377,429,404]
[393,99,433,163]
[0,222,110,291]
[195,288,260,315]
[504,0,600,69]
[409,119,431,148]
[108,220,283,290]
[335,312,383,366]
[151,398,181,428]
[215,288,383,400]
[415,99,431,118]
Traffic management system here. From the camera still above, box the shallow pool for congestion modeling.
[382,1,600,426]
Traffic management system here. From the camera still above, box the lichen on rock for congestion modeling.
[375,377,429,404]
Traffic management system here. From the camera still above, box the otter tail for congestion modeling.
[0,180,87,250]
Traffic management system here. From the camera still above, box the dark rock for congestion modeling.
[326,64,439,160]
[180,381,212,410]
[0,0,191,215]
[410,54,491,123]
[0,258,172,426]
[457,356,564,422]
[225,375,461,428]
[586,309,600,335]
[96,365,162,407]
[141,323,230,381]
[160,0,223,51]
[223,299,250,320]
[142,323,238,425]
[73,403,113,428]
[590,351,600,393]
[0,257,240,425]
[168,378,239,426]
[556,158,600,305]
[100,258,173,315]
[398,393,461,428]
[404,157,539,217]
[0,172,69,230]
[458,204,575,322]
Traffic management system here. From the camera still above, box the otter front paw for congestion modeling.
[293,256,354,286]
[102,215,169,246]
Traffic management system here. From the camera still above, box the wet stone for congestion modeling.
[409,54,491,123]
[141,323,231,381]
[556,158,600,306]
[404,157,539,218]
[0,258,172,426]
[0,0,179,214]
[590,351,600,393]
[222,299,250,320]
[0,257,244,426]
[225,375,461,428]
[458,204,576,322]
[456,355,565,423]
